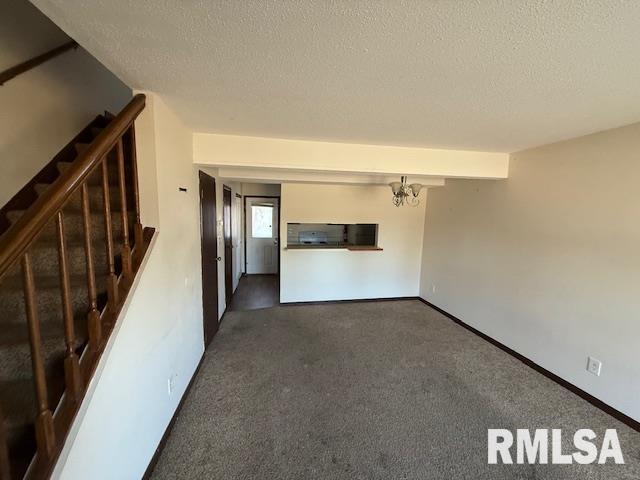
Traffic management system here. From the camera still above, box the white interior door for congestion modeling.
[246,197,279,274]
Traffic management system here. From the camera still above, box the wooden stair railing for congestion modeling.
[0,94,153,479]
[0,41,78,86]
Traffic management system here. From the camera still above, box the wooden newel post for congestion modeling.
[81,184,101,350]
[129,124,144,263]
[116,138,133,279]
[55,212,83,402]
[21,254,56,458]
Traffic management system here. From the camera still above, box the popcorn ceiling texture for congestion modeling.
[30,1,640,152]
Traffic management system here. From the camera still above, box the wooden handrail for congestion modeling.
[0,93,152,479]
[0,41,78,86]
[0,94,146,282]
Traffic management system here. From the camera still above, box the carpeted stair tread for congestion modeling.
[0,273,97,327]
[2,380,38,479]
[1,377,64,430]
[90,127,103,138]
[34,182,121,212]
[19,240,110,278]
[1,322,64,348]
[57,156,124,188]
[1,374,65,476]
[6,208,130,243]
[0,332,71,382]
[74,143,89,155]
[0,307,88,344]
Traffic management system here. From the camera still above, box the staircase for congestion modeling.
[0,95,152,479]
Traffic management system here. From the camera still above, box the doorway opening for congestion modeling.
[229,195,280,311]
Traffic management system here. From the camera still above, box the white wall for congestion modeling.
[52,93,205,479]
[281,183,426,303]
[194,132,509,179]
[419,122,640,422]
[0,0,131,207]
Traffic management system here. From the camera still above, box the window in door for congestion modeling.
[251,205,273,238]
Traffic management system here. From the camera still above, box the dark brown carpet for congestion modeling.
[149,300,639,479]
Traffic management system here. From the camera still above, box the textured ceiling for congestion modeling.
[32,0,640,152]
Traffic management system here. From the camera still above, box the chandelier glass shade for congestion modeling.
[389,176,423,207]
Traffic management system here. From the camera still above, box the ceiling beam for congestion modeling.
[214,166,446,187]
[194,133,509,180]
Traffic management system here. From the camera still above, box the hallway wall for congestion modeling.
[51,93,205,479]
[281,183,426,302]
[419,122,640,422]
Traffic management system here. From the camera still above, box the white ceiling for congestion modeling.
[32,0,640,153]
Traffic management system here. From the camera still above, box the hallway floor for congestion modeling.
[149,300,639,480]
[228,274,279,311]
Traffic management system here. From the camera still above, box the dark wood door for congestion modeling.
[223,186,233,308]
[199,171,219,346]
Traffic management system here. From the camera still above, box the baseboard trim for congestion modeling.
[219,308,228,328]
[142,353,206,479]
[141,295,637,478]
[280,296,418,307]
[416,297,639,432]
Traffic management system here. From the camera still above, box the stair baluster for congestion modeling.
[21,253,56,459]
[55,211,83,402]
[81,184,101,350]
[0,94,150,478]
[128,126,144,263]
[101,157,119,308]
[116,139,133,280]
[0,407,10,480]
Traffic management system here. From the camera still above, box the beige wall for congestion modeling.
[0,0,131,207]
[194,132,509,179]
[52,93,205,479]
[419,122,640,422]
[281,183,427,302]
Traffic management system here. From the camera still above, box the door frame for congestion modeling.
[222,185,233,307]
[198,170,219,346]
[243,195,281,275]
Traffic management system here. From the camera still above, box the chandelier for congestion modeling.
[389,176,423,207]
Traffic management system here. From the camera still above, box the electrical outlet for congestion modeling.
[431,284,436,293]
[167,376,175,395]
[586,357,602,376]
